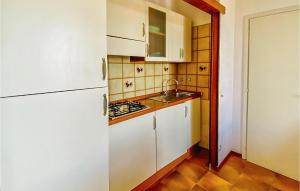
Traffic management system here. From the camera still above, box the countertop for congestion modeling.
[109,92,201,126]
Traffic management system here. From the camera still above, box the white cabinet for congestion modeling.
[1,0,107,97]
[183,17,192,62]
[107,0,146,57]
[1,88,109,191]
[145,2,191,62]
[167,12,191,62]
[145,3,168,61]
[167,11,183,62]
[186,98,201,148]
[109,113,156,191]
[156,103,187,170]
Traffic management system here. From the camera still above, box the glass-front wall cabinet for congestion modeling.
[147,6,167,61]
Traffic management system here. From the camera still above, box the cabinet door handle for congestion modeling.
[142,23,145,37]
[146,44,149,57]
[182,48,184,59]
[102,57,107,81]
[103,94,108,116]
[153,116,156,130]
[185,106,188,117]
[179,48,182,58]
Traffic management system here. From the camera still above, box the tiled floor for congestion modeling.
[148,148,300,191]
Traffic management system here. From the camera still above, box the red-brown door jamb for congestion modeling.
[184,0,222,170]
[210,12,220,169]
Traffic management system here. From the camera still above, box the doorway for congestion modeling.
[183,0,222,170]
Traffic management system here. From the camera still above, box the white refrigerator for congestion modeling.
[1,0,109,190]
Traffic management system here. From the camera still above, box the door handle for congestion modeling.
[182,48,184,58]
[103,94,108,116]
[185,106,188,117]
[102,57,107,81]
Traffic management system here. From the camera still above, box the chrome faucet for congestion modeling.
[163,79,179,96]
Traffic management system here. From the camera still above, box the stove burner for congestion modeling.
[109,101,148,119]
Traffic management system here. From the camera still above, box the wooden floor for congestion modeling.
[148,148,299,191]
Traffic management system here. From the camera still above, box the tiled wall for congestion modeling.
[108,56,177,102]
[177,24,211,100]
[177,23,212,149]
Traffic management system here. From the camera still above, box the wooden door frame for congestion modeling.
[184,0,224,170]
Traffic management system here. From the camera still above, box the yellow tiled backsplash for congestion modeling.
[108,56,177,102]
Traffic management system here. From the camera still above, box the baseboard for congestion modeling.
[132,144,202,191]
[132,152,190,191]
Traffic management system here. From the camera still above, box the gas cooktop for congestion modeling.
[109,101,148,120]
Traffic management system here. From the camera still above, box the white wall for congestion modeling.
[232,0,300,154]
[218,0,236,164]
[148,0,211,25]
[218,0,300,161]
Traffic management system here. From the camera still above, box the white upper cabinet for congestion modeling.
[1,0,107,97]
[167,11,183,62]
[107,0,146,57]
[145,3,168,61]
[167,12,192,62]
[107,0,145,41]
[183,17,192,62]
[146,2,191,62]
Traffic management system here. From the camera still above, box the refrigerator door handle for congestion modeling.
[103,94,108,116]
[102,57,107,81]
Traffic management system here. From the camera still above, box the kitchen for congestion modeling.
[1,0,299,191]
[107,0,212,190]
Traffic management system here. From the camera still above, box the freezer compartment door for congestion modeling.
[1,88,109,191]
[1,0,107,97]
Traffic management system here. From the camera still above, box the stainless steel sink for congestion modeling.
[149,92,194,103]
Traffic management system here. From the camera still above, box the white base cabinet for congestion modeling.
[186,98,201,148]
[109,113,156,191]
[109,98,201,190]
[155,103,187,170]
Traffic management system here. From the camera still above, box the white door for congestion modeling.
[247,9,299,181]
[186,98,201,148]
[156,103,187,170]
[109,113,156,191]
[1,88,109,191]
[107,0,145,41]
[1,0,107,97]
